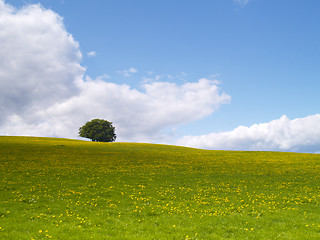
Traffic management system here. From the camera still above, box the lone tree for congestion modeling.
[79,119,116,142]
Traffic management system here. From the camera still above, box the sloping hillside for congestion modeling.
[1,136,320,239]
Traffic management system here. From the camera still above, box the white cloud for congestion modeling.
[0,1,230,143]
[177,114,320,153]
[87,51,96,57]
[95,74,110,80]
[234,0,249,7]
[1,77,230,142]
[0,1,84,122]
[118,67,138,77]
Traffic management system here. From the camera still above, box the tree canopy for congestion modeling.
[79,119,116,142]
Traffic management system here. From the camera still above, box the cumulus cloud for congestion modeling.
[0,1,84,122]
[177,114,320,153]
[0,1,230,142]
[0,77,231,142]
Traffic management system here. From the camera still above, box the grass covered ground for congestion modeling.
[1,136,320,239]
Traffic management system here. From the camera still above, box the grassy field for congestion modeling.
[1,136,320,239]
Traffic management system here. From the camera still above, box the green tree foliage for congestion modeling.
[79,119,116,142]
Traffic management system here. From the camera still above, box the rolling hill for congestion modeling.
[1,136,320,239]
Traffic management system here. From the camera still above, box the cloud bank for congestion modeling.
[0,1,230,142]
[177,114,320,153]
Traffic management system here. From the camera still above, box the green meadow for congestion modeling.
[1,136,320,239]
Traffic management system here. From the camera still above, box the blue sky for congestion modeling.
[1,0,320,152]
